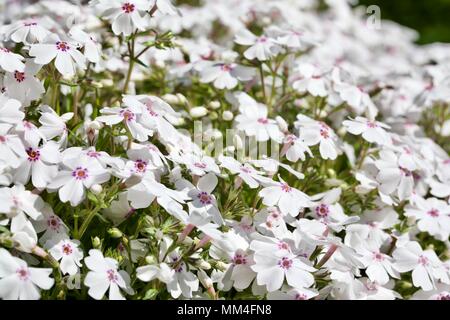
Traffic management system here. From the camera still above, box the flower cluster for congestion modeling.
[0,0,450,300]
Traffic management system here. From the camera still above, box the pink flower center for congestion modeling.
[106,269,119,283]
[194,162,207,169]
[257,118,268,124]
[427,209,440,218]
[240,166,252,173]
[232,253,247,265]
[372,252,385,262]
[0,136,6,143]
[16,267,30,281]
[258,36,268,43]
[294,293,308,300]
[56,41,70,52]
[134,159,147,173]
[277,241,290,250]
[365,281,378,292]
[437,293,450,300]
[47,216,61,231]
[62,244,73,255]
[418,255,429,266]
[26,147,40,162]
[197,191,213,205]
[14,71,26,83]
[280,183,292,193]
[24,21,37,26]
[399,167,412,177]
[0,47,10,53]
[315,204,329,217]
[120,109,135,122]
[72,167,89,180]
[367,121,378,128]
[278,256,293,270]
[320,129,330,139]
[87,150,101,158]
[221,64,232,72]
[122,2,135,13]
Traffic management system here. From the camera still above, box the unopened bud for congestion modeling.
[92,236,101,249]
[276,116,288,132]
[190,106,208,118]
[162,94,179,105]
[108,228,123,239]
[222,110,234,121]
[208,101,221,110]
[197,269,213,288]
[90,184,103,195]
[176,93,188,105]
[145,255,156,264]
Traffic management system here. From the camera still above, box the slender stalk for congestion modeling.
[259,63,267,104]
[77,204,102,239]
[123,33,136,94]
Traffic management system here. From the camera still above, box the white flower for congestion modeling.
[295,115,341,160]
[259,177,311,217]
[0,184,43,221]
[234,29,280,61]
[69,27,102,64]
[29,35,86,77]
[0,248,54,300]
[281,134,313,162]
[0,124,27,169]
[199,61,254,90]
[404,197,450,241]
[0,46,25,72]
[219,155,266,189]
[38,105,73,144]
[47,238,83,276]
[3,60,45,106]
[292,63,328,97]
[375,149,415,201]
[4,18,50,44]
[343,117,391,145]
[393,241,445,291]
[48,157,110,206]
[33,204,69,245]
[14,140,60,189]
[267,287,319,300]
[96,104,151,142]
[151,0,178,15]
[177,172,224,226]
[0,95,24,125]
[252,249,316,292]
[95,0,151,36]
[235,93,283,143]
[84,249,134,300]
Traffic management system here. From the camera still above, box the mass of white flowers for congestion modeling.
[0,0,450,301]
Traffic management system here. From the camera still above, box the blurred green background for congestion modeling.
[358,0,450,44]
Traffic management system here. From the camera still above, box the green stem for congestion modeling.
[123,33,136,94]
[259,63,267,104]
[77,205,102,239]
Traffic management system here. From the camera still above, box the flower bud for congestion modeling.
[233,134,244,150]
[197,269,213,288]
[162,94,179,105]
[195,259,212,270]
[92,236,101,249]
[276,116,288,132]
[208,100,221,110]
[90,184,103,195]
[176,93,188,105]
[222,110,234,121]
[145,255,156,264]
[190,106,208,118]
[209,111,218,120]
[108,228,123,239]
[100,79,114,87]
